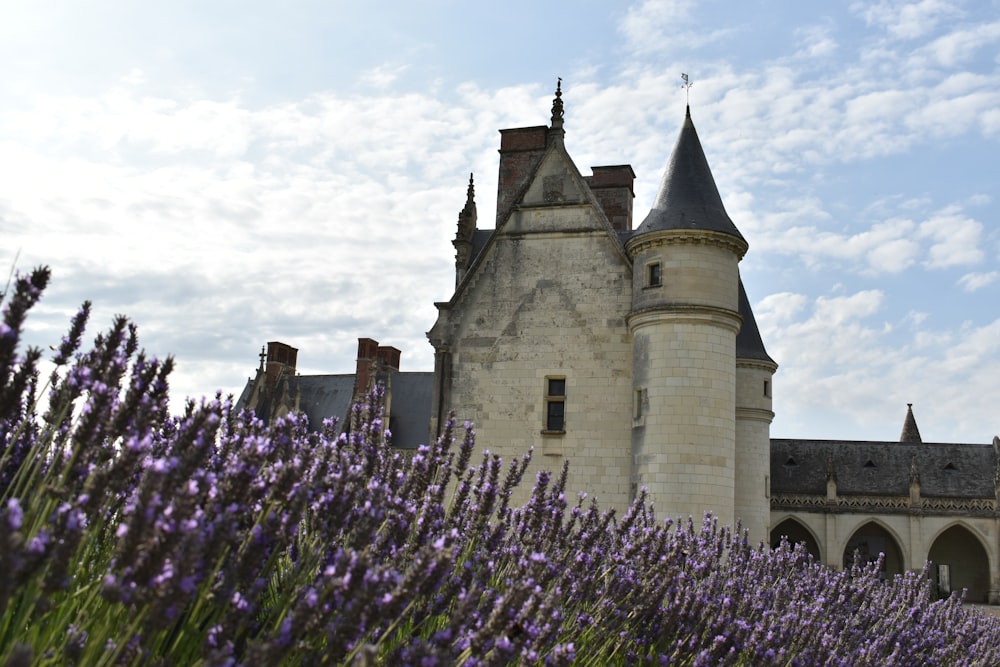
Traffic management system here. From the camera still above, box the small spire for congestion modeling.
[464,172,475,208]
[453,172,478,286]
[458,172,476,225]
[258,345,267,371]
[899,403,923,443]
[550,77,564,126]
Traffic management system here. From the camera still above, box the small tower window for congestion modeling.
[647,262,662,287]
[544,377,566,433]
[763,380,770,397]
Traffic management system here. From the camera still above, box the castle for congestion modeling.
[238,84,1000,603]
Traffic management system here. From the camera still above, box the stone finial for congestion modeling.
[258,345,267,371]
[550,78,564,126]
[909,455,920,484]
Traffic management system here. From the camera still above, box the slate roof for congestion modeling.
[736,279,775,364]
[384,372,434,449]
[290,374,356,432]
[634,106,745,241]
[771,439,996,498]
[236,371,434,449]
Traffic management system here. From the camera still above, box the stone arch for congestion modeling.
[770,517,821,561]
[927,523,991,603]
[842,520,905,578]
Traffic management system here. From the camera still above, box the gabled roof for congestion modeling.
[635,106,745,242]
[437,118,630,310]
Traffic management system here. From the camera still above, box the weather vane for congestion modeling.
[681,73,693,104]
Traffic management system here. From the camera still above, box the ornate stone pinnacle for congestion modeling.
[551,78,564,126]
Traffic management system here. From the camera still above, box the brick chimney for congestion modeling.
[265,341,298,386]
[354,337,380,398]
[376,345,401,372]
[585,165,636,231]
[496,126,548,221]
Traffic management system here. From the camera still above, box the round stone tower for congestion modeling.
[735,280,777,542]
[625,106,748,528]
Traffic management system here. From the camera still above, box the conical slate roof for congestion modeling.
[736,279,775,364]
[899,404,923,443]
[635,107,744,241]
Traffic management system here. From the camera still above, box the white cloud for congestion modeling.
[619,0,695,48]
[618,0,736,56]
[852,0,963,40]
[958,271,1000,291]
[920,20,1000,67]
[757,292,809,324]
[359,63,411,89]
[795,22,838,59]
[918,206,984,268]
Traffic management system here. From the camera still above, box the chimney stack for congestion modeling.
[496,126,548,221]
[265,341,298,386]
[585,165,636,231]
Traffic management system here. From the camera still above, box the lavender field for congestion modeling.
[3,266,1000,665]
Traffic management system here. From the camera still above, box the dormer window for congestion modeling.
[647,262,662,287]
[863,459,876,469]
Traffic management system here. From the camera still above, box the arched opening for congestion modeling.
[928,525,991,603]
[770,518,821,561]
[842,521,904,578]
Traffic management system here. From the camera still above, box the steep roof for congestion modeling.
[635,106,745,241]
[736,279,775,364]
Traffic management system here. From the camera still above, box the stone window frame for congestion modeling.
[646,262,662,288]
[542,376,566,434]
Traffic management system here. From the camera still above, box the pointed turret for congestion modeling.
[626,105,749,533]
[635,107,745,243]
[734,278,778,541]
[900,403,923,443]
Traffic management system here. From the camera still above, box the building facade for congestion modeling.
[427,84,775,540]
[237,84,1000,602]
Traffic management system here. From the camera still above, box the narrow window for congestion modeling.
[545,378,566,432]
[633,388,643,419]
[647,262,662,287]
[763,380,770,397]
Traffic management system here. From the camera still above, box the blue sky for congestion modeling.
[2,0,998,443]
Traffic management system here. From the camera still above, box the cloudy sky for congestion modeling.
[2,0,998,443]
